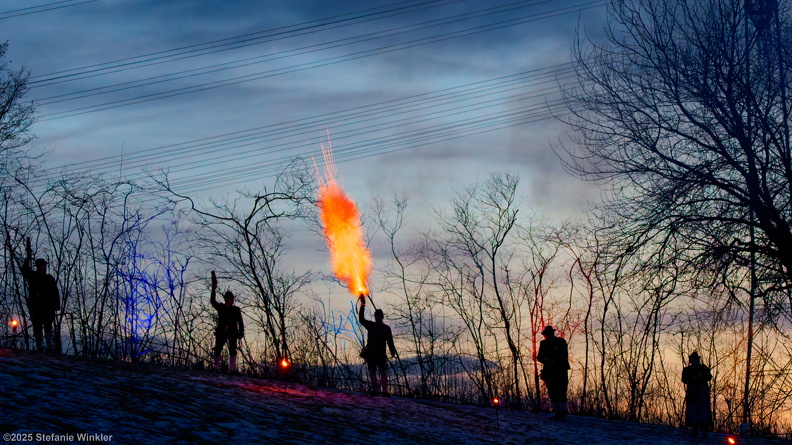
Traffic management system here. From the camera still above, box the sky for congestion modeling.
[2,0,609,297]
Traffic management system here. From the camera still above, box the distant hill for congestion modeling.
[0,349,786,445]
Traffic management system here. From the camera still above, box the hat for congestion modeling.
[35,258,48,266]
[541,326,555,335]
[223,291,235,300]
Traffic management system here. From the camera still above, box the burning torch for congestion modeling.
[358,292,378,310]
[10,319,18,334]
[492,396,501,429]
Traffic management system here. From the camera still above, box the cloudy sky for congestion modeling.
[3,0,607,210]
[3,0,609,299]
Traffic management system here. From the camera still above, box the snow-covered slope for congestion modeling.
[0,349,785,444]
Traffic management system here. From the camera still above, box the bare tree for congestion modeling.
[158,159,315,363]
[558,224,598,413]
[0,42,34,156]
[419,172,522,404]
[564,0,792,430]
[564,0,792,290]
[372,192,459,398]
[514,220,565,410]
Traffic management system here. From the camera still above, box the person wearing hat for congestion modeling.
[17,238,60,353]
[682,351,712,438]
[537,325,570,420]
[358,294,398,396]
[210,271,244,373]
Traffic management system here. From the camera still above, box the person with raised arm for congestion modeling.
[210,271,244,373]
[358,294,397,396]
[18,237,60,353]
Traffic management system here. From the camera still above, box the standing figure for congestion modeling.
[210,271,244,373]
[682,351,712,438]
[358,294,398,396]
[18,238,60,353]
[537,325,570,421]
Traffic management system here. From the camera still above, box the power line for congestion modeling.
[23,59,590,194]
[65,64,573,169]
[173,101,576,195]
[14,0,600,198]
[34,0,537,101]
[77,89,575,194]
[27,0,464,84]
[33,63,575,184]
[27,77,575,194]
[133,81,570,178]
[10,96,576,204]
[34,0,604,120]
[0,0,96,20]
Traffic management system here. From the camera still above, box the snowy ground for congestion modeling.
[0,349,788,445]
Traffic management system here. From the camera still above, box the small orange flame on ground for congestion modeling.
[315,140,372,296]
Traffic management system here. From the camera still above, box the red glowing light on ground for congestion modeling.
[315,141,372,297]
[726,437,736,445]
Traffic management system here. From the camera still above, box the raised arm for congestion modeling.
[357,293,368,325]
[19,237,34,278]
[210,271,221,310]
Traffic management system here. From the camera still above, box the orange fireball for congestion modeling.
[316,141,372,296]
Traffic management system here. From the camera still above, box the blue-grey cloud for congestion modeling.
[3,0,608,217]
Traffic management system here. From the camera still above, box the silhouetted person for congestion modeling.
[682,351,712,438]
[210,271,244,373]
[358,294,397,396]
[537,325,570,421]
[18,238,60,353]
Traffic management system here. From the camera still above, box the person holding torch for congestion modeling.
[358,294,398,396]
[210,271,244,374]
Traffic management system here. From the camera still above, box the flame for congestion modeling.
[315,140,372,296]
[280,358,289,369]
[10,319,18,327]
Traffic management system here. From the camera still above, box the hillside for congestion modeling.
[0,349,787,445]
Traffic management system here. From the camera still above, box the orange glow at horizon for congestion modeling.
[315,140,372,297]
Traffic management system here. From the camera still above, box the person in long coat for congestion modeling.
[537,325,570,421]
[682,351,712,438]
